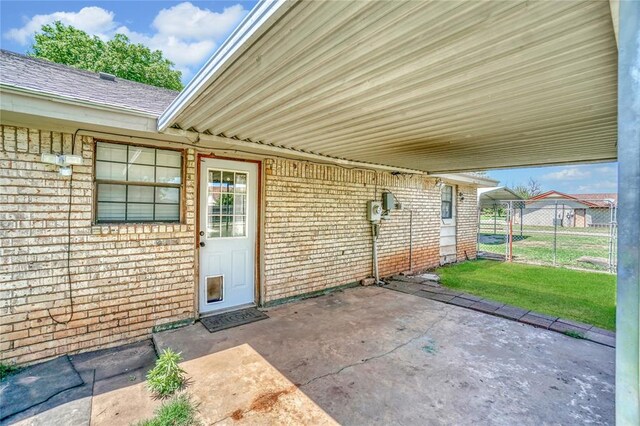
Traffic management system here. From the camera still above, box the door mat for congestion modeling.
[200,307,269,333]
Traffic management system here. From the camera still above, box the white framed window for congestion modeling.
[441,185,453,219]
[94,142,183,223]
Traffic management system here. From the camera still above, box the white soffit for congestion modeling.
[159,0,618,173]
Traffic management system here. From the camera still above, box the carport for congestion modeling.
[156,1,638,422]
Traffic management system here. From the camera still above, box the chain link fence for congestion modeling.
[478,199,617,273]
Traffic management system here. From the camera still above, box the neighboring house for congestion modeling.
[517,191,617,228]
[0,50,495,364]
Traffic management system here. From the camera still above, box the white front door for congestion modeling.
[199,158,257,313]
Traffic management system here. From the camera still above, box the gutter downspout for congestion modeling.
[372,222,381,284]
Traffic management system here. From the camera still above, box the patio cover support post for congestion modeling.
[616,0,640,424]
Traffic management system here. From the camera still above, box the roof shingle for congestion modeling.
[0,49,179,116]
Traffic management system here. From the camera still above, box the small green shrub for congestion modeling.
[0,362,20,381]
[146,349,186,398]
[136,394,201,426]
[564,330,585,339]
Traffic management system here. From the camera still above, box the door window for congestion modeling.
[441,185,453,219]
[207,169,248,238]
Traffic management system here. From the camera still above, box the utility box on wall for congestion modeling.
[382,192,395,211]
[367,201,382,221]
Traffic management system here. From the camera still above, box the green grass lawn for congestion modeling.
[436,260,616,330]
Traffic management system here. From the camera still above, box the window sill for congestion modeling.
[91,223,189,235]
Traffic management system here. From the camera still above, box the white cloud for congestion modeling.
[577,180,617,192]
[3,2,248,81]
[594,165,616,174]
[114,26,217,77]
[152,3,246,41]
[5,7,117,45]
[542,167,591,181]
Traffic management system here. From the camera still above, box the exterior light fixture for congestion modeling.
[61,154,83,165]
[41,153,82,175]
[458,191,465,202]
[41,152,62,165]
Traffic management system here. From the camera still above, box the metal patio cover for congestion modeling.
[159,0,618,173]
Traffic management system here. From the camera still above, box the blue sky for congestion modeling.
[485,163,617,195]
[1,1,618,194]
[1,1,258,80]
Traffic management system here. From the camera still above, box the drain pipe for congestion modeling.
[409,210,413,273]
[372,222,381,284]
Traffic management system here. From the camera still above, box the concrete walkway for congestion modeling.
[154,286,614,425]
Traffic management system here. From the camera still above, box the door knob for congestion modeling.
[199,241,206,247]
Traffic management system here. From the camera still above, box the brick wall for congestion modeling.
[0,125,480,364]
[0,126,197,365]
[262,158,477,302]
[456,184,479,261]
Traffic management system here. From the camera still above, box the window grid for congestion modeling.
[441,185,453,219]
[95,142,182,224]
[207,169,248,239]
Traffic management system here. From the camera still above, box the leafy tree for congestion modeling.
[29,21,183,91]
[512,178,542,199]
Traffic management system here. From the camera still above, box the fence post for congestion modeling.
[508,201,513,262]
[553,201,558,266]
[520,205,523,237]
[477,207,480,255]
[493,203,497,235]
[504,202,509,261]
[608,200,616,273]
[608,201,612,272]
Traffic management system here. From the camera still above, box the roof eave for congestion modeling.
[1,84,159,118]
[431,173,498,188]
[157,0,294,131]
[1,85,159,134]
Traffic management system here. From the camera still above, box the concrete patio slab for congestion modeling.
[82,340,160,425]
[583,331,617,348]
[184,345,336,425]
[153,286,614,425]
[90,373,160,426]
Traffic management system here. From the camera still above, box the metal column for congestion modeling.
[616,1,640,424]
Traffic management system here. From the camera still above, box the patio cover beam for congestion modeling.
[616,1,640,423]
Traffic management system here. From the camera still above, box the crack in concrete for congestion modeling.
[211,414,233,425]
[299,306,454,388]
[207,308,454,425]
